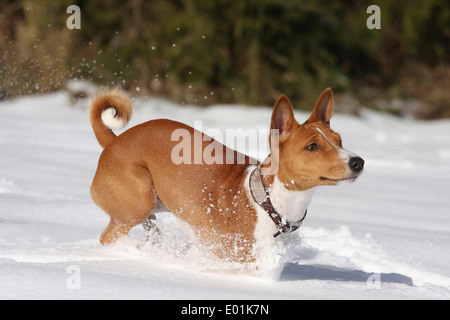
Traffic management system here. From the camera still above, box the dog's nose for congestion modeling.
[349,157,364,173]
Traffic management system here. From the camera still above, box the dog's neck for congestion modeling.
[253,165,316,225]
[266,175,315,224]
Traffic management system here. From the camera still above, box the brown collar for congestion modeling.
[249,166,307,238]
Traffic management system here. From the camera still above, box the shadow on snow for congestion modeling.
[280,262,414,286]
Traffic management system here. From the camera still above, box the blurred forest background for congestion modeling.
[0,0,449,119]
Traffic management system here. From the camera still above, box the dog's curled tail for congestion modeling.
[90,87,132,149]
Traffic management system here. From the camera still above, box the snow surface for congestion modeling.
[0,90,450,300]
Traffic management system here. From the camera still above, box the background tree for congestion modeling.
[0,0,449,118]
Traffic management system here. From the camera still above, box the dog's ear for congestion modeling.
[271,95,296,140]
[306,88,334,126]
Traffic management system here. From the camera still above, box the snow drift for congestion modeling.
[0,89,450,299]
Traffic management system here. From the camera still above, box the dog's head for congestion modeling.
[266,88,364,191]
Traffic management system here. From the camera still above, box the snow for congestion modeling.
[0,89,450,300]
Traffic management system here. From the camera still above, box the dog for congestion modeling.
[90,88,364,267]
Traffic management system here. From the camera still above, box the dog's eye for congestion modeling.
[306,143,318,151]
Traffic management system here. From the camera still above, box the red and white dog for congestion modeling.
[90,88,364,269]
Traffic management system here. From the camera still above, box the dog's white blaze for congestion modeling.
[101,107,126,130]
[314,127,357,163]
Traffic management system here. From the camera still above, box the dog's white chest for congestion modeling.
[268,177,315,223]
[245,172,315,277]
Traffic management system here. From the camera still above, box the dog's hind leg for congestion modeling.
[141,198,169,243]
[91,156,158,245]
[99,219,135,244]
[142,198,168,230]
